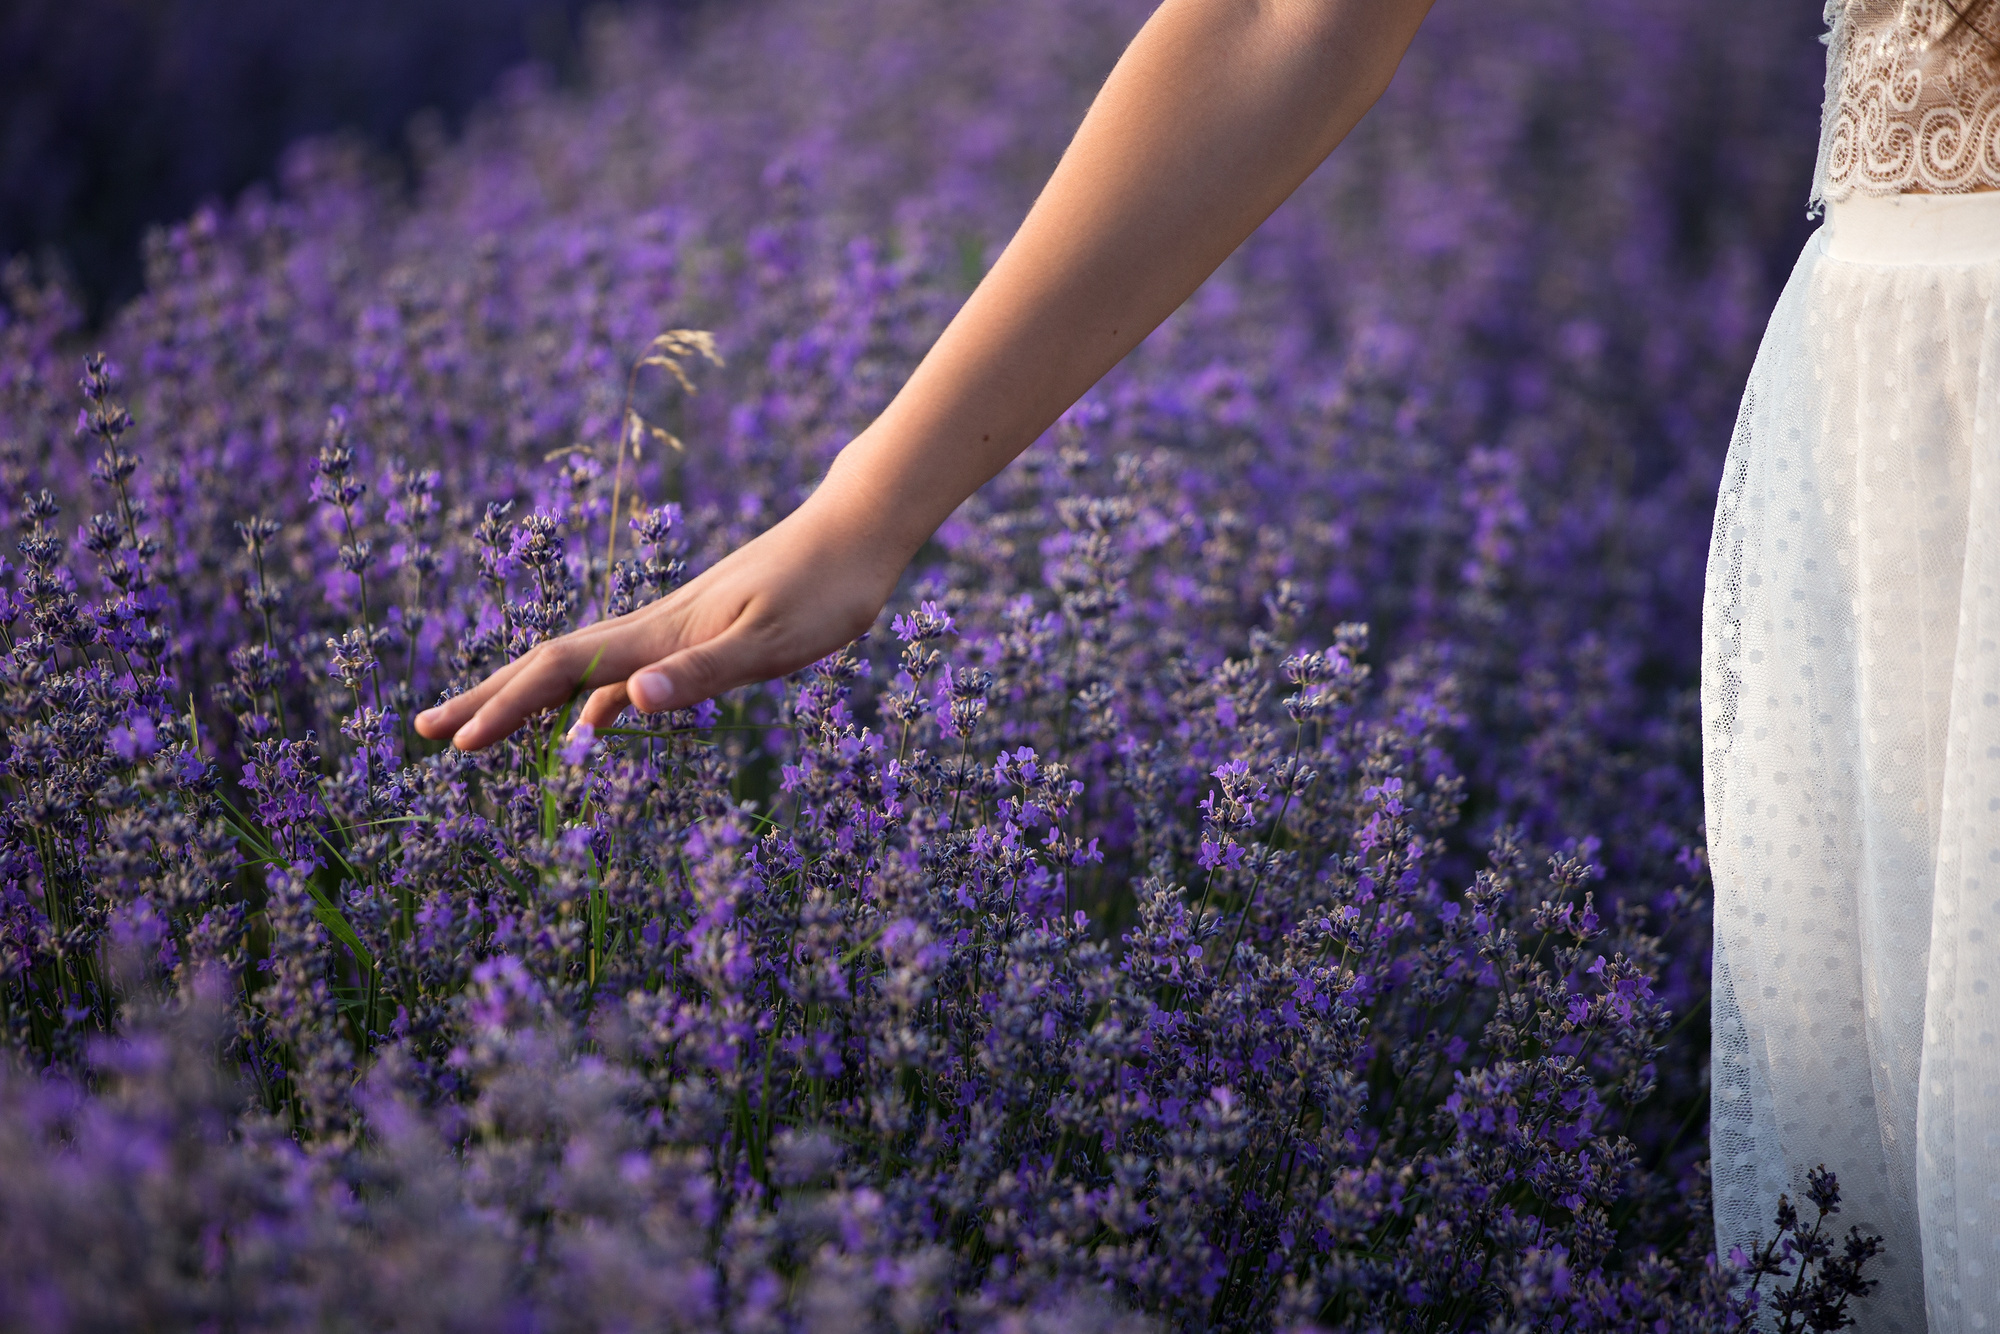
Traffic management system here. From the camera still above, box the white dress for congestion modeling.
[1706,5,2000,1330]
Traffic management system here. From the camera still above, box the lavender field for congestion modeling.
[0,0,1855,1328]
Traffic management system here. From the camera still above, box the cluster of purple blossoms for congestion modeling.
[0,0,1872,1328]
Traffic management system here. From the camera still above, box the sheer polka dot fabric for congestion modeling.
[1705,197,2000,1333]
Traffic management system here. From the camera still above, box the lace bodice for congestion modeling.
[1816,0,2000,209]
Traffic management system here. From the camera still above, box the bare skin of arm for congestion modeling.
[416,0,1436,752]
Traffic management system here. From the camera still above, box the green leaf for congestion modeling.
[303,875,374,972]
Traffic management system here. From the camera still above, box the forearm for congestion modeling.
[819,0,1435,552]
[419,0,1437,747]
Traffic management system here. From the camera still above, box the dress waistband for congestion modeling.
[1822,191,2000,265]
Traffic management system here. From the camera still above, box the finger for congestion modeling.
[452,630,671,751]
[414,650,535,739]
[576,683,629,731]
[415,600,678,740]
[627,622,798,714]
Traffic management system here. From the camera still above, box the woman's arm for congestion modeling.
[417,0,1435,751]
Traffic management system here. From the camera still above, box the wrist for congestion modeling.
[813,427,949,564]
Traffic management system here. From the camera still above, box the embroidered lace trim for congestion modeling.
[1816,0,2000,210]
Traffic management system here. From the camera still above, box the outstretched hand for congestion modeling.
[413,484,907,751]
[417,0,1430,753]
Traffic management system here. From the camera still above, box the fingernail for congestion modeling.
[416,707,439,728]
[452,723,477,749]
[630,670,673,712]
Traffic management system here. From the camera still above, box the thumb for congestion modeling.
[626,626,768,714]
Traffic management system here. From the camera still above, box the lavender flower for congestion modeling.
[0,0,1838,1326]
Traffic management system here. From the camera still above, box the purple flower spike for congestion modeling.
[0,0,1833,1326]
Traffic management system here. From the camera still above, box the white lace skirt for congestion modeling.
[1706,191,2000,1334]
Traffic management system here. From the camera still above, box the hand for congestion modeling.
[417,0,1430,755]
[413,481,909,751]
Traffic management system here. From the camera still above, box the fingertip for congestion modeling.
[579,686,628,730]
[629,669,674,713]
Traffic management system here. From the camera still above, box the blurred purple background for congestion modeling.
[0,0,702,319]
